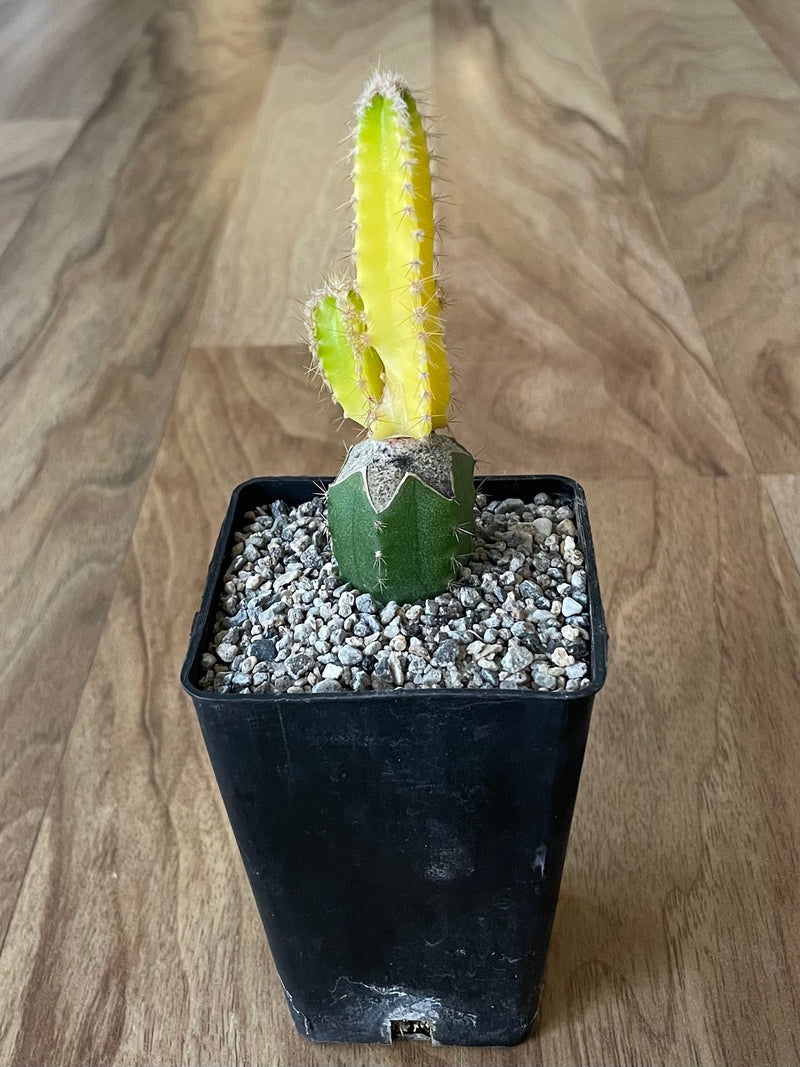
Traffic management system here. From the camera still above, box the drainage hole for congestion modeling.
[391,1019,433,1042]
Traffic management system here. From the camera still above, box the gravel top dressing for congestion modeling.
[199,491,592,695]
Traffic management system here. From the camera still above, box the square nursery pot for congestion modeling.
[181,475,608,1046]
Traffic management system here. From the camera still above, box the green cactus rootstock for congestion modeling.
[328,436,474,603]
[305,71,476,604]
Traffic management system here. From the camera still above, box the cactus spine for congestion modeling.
[305,72,475,603]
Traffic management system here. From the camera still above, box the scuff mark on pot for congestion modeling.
[329,977,479,1042]
[279,978,311,1035]
[531,844,547,880]
[424,819,475,881]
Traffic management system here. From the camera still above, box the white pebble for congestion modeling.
[337,645,362,666]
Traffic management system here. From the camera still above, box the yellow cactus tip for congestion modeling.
[356,69,411,117]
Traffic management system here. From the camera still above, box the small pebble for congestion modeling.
[388,652,405,686]
[532,517,553,540]
[431,639,460,666]
[285,652,313,679]
[566,662,588,679]
[501,645,534,673]
[459,586,481,609]
[338,590,356,617]
[312,679,342,693]
[532,666,558,691]
[551,647,574,668]
[355,592,376,613]
[337,645,363,667]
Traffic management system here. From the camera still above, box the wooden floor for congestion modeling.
[0,0,797,1063]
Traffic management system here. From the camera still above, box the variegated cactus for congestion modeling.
[305,72,475,603]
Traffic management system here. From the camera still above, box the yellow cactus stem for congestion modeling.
[305,278,385,428]
[352,72,450,439]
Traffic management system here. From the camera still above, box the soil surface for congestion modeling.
[199,491,593,694]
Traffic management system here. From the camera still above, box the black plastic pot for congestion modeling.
[181,475,607,1046]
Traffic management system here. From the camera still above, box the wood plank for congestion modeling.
[194,0,435,346]
[433,0,752,481]
[0,0,157,120]
[0,0,291,947]
[579,0,800,472]
[0,348,796,1066]
[762,473,800,568]
[731,0,799,81]
[0,120,80,255]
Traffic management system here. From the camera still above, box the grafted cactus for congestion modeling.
[305,72,475,603]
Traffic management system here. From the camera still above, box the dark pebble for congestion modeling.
[300,546,323,569]
[249,638,277,663]
[518,631,545,654]
[432,639,460,666]
[518,580,542,600]
[564,637,589,658]
[285,652,313,679]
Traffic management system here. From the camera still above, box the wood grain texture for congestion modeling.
[732,0,800,80]
[0,0,290,945]
[0,349,796,1066]
[2,0,799,1063]
[580,0,800,473]
[0,0,157,120]
[434,0,752,481]
[195,0,435,346]
[762,474,800,568]
[0,120,80,255]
